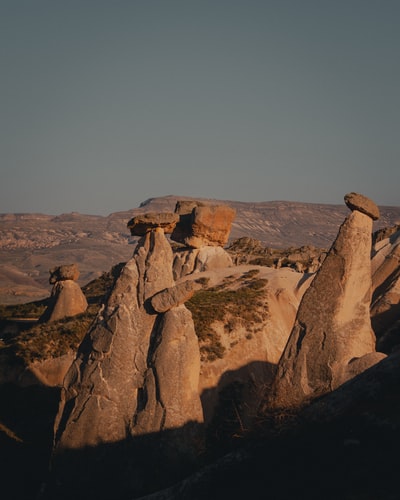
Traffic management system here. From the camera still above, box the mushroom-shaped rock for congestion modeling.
[267,194,386,409]
[127,212,179,236]
[40,264,87,322]
[49,263,80,284]
[344,192,380,220]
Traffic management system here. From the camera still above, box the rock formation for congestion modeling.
[127,212,179,235]
[171,202,236,248]
[227,237,326,273]
[371,228,400,352]
[39,264,88,322]
[46,226,203,499]
[267,193,386,409]
[171,201,236,278]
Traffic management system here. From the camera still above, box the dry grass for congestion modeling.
[0,263,124,364]
[186,271,269,362]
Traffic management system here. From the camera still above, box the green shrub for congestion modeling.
[186,276,269,362]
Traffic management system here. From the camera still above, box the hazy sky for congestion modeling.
[1,0,399,215]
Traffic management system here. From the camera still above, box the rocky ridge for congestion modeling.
[1,196,399,304]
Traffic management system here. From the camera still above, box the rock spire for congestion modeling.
[268,193,386,409]
[46,226,203,499]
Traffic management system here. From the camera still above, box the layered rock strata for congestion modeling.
[268,193,386,409]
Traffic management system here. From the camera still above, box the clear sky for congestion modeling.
[1,0,399,215]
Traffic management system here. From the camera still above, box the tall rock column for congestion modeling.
[268,193,386,409]
[47,217,203,499]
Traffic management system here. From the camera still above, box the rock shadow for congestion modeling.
[42,421,205,500]
[201,360,276,455]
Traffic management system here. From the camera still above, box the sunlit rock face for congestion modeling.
[171,203,236,248]
[268,193,386,410]
[47,227,203,500]
[39,264,88,323]
[371,228,400,353]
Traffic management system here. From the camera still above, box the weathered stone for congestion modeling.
[371,229,400,351]
[171,205,236,248]
[344,192,380,220]
[135,305,203,433]
[40,280,88,322]
[48,227,203,499]
[127,212,179,236]
[268,202,385,409]
[151,281,194,313]
[49,263,80,283]
[173,246,234,279]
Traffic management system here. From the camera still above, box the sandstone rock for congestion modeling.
[268,201,385,409]
[173,248,200,280]
[135,305,203,433]
[344,192,380,220]
[151,281,194,313]
[371,229,400,351]
[40,280,88,322]
[173,246,234,279]
[127,212,179,236]
[48,227,203,499]
[18,353,76,387]
[171,205,236,248]
[49,263,80,283]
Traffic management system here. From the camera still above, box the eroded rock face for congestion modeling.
[371,229,400,352]
[47,228,203,499]
[173,246,234,279]
[268,194,386,409]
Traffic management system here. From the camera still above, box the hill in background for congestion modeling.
[1,195,399,304]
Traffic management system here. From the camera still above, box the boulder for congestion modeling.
[151,281,194,313]
[344,191,380,220]
[49,264,80,283]
[127,212,179,236]
[268,194,386,409]
[171,204,236,248]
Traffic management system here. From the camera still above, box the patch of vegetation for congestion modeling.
[0,262,126,364]
[194,276,210,288]
[0,299,48,320]
[186,276,269,362]
[242,269,260,279]
[11,305,98,364]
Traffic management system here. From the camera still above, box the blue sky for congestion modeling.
[1,0,399,215]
